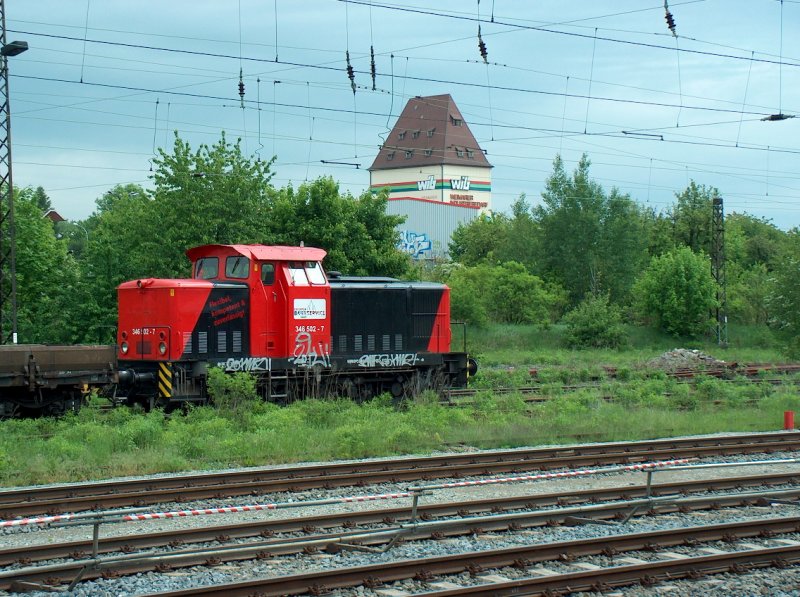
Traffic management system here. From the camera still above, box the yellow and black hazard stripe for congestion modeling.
[158,362,173,399]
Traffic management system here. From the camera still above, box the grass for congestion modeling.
[0,323,796,488]
[468,323,788,369]
[1,376,798,487]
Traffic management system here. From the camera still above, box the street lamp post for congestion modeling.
[0,2,28,344]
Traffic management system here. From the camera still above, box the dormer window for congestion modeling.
[450,115,462,126]
[455,147,464,158]
[398,131,406,140]
[427,128,435,137]
[467,149,475,159]
[412,130,420,139]
[424,149,432,157]
[387,151,395,161]
[404,150,413,159]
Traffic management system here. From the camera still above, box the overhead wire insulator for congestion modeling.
[238,67,245,108]
[478,25,488,63]
[346,50,356,95]
[664,1,677,36]
[370,45,376,91]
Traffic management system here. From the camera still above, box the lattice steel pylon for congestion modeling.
[0,0,22,344]
[711,196,728,346]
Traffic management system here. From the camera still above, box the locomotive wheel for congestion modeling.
[390,380,404,399]
[0,401,20,419]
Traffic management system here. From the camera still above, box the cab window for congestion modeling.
[226,255,250,279]
[195,257,218,279]
[261,262,275,285]
[288,262,309,286]
[305,261,326,285]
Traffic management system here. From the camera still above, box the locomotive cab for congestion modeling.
[117,244,331,406]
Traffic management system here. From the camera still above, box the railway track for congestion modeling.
[3,471,797,567]
[2,432,799,518]
[3,475,799,592]
[132,516,800,596]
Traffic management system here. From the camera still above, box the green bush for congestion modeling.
[447,262,566,327]
[562,293,627,349]
[633,247,717,337]
[206,368,259,413]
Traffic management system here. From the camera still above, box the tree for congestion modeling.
[449,212,510,266]
[493,195,540,271]
[446,262,565,326]
[723,213,785,324]
[533,154,648,305]
[9,188,82,343]
[77,185,155,341]
[766,229,800,339]
[32,186,52,213]
[643,207,677,257]
[149,132,276,278]
[633,247,717,337]
[670,181,718,254]
[269,178,409,276]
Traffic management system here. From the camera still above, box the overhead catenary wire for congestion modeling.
[14,73,800,159]
[10,6,800,225]
[149,97,159,171]
[274,0,279,62]
[11,30,796,119]
[674,36,683,127]
[79,0,91,83]
[255,77,263,162]
[584,28,597,134]
[736,52,755,147]
[336,1,800,68]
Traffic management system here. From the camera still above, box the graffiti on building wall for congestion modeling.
[399,230,432,259]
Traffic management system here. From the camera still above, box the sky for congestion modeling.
[5,1,800,228]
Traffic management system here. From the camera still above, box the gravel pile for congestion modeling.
[645,348,728,371]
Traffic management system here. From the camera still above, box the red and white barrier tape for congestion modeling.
[0,512,77,528]
[427,459,690,490]
[0,460,687,528]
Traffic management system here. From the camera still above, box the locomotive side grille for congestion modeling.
[413,316,431,337]
[395,333,403,351]
[217,330,227,353]
[198,332,208,353]
[183,332,193,354]
[367,335,375,351]
[382,334,391,350]
[354,335,362,351]
[338,334,347,352]
[232,331,242,352]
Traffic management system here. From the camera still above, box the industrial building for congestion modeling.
[369,94,492,260]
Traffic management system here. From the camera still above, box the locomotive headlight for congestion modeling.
[159,341,167,355]
[121,341,129,354]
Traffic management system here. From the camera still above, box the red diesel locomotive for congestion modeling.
[115,243,475,408]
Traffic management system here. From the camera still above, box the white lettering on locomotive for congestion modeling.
[288,331,331,368]
[217,357,271,372]
[348,353,420,367]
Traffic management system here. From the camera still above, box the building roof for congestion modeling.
[369,94,492,171]
[43,209,65,223]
